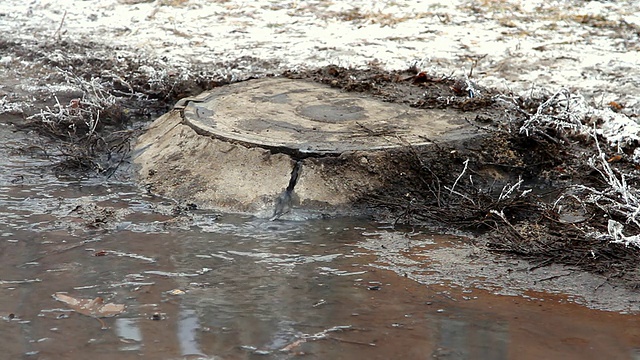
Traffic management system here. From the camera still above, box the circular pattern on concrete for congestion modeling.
[182,78,473,155]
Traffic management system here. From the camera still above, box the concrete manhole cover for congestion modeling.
[180,78,476,156]
[135,77,484,216]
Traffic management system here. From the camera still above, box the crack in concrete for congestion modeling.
[270,161,302,221]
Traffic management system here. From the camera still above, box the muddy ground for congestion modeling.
[287,65,640,288]
[1,32,640,302]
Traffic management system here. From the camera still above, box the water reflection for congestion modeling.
[115,318,142,351]
[177,308,204,357]
[432,316,508,359]
[1,142,640,359]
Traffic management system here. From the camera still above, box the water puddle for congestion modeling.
[1,126,640,359]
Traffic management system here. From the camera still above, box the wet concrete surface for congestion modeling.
[2,123,640,360]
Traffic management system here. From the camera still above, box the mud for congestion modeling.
[359,230,640,313]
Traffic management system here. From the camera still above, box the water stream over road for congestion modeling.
[1,126,640,360]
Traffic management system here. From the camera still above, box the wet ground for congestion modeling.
[2,120,640,360]
[1,1,640,357]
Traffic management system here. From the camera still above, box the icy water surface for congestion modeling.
[1,130,640,360]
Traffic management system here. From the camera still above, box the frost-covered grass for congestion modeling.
[518,87,640,247]
[27,71,118,137]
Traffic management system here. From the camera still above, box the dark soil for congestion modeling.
[3,37,640,287]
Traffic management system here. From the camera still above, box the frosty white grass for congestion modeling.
[26,70,118,136]
[520,88,640,247]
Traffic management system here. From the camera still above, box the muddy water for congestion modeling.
[1,133,640,360]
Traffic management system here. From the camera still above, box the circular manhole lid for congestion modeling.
[182,78,473,155]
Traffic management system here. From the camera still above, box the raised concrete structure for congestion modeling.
[133,78,480,218]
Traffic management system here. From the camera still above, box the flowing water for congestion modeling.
[1,126,640,360]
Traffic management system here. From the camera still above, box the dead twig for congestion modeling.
[53,10,67,41]
[537,272,572,282]
[326,336,375,347]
